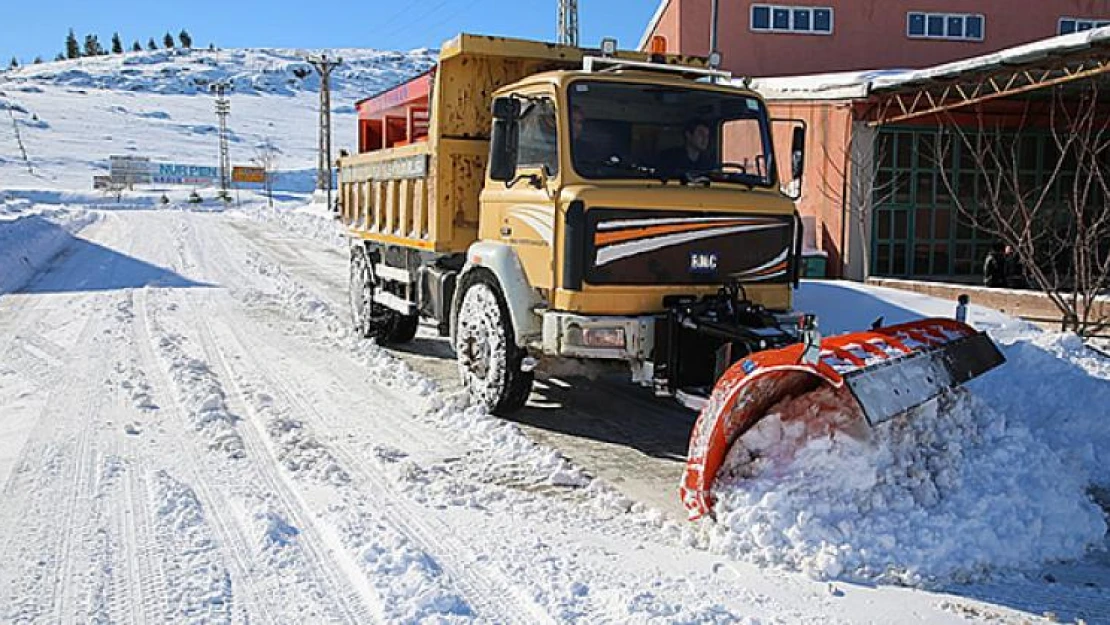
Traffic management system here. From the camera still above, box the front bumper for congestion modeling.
[540,312,655,361]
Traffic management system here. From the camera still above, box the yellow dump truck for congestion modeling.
[337,34,809,413]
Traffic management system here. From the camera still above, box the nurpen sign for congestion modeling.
[154,163,219,185]
[108,157,221,186]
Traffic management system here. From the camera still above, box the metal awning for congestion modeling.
[866,29,1110,126]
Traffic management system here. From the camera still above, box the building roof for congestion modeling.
[749,26,1110,101]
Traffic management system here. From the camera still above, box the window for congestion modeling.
[752,5,770,29]
[906,12,985,41]
[568,80,775,188]
[793,8,810,31]
[1059,17,1110,35]
[516,98,558,175]
[750,4,833,34]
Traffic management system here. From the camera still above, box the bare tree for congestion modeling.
[933,85,1110,335]
[252,138,281,207]
[813,123,897,279]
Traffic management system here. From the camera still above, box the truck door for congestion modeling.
[480,94,558,290]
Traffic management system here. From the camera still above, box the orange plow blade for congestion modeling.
[680,318,1005,520]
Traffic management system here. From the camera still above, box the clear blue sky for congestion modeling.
[2,0,662,63]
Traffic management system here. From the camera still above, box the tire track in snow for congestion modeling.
[187,212,555,623]
[197,296,555,625]
[133,285,259,624]
[0,293,113,624]
[167,210,380,623]
[185,298,381,624]
[131,215,382,623]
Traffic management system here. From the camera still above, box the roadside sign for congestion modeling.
[232,166,266,184]
[153,163,219,186]
[109,155,153,185]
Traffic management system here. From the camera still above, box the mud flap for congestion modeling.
[845,333,1005,427]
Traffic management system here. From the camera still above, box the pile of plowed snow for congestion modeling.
[0,192,98,294]
[707,314,1110,585]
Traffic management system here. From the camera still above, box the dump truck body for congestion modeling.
[338,34,802,379]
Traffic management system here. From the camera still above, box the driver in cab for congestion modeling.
[658,119,714,173]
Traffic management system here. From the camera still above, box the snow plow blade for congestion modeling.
[680,318,1004,520]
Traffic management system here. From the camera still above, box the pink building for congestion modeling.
[639,0,1110,76]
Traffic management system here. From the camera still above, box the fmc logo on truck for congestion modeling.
[689,252,719,273]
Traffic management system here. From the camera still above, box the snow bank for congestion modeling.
[709,387,1105,585]
[0,194,98,294]
[971,332,1110,486]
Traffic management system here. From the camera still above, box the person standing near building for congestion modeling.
[1002,244,1024,289]
[983,244,1006,288]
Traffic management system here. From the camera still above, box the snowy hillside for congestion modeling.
[0,47,435,189]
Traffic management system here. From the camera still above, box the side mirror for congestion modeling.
[489,97,521,182]
[790,126,806,182]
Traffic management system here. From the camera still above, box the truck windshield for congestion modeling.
[568,80,776,187]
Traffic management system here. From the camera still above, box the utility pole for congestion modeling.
[709,0,720,58]
[212,80,232,200]
[557,0,578,46]
[307,53,342,210]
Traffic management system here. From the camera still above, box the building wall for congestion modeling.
[645,0,1110,76]
[765,100,854,276]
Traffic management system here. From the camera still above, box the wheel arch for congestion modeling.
[455,242,542,347]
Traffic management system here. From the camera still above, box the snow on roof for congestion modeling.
[749,25,1110,101]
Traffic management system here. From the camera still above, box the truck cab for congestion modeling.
[338,35,806,414]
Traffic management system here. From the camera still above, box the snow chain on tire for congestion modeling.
[454,269,533,415]
[349,246,418,345]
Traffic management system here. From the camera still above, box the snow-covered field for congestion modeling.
[2,48,1109,624]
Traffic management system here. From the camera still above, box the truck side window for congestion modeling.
[516,98,559,176]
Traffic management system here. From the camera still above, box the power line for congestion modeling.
[371,0,488,49]
[363,0,456,44]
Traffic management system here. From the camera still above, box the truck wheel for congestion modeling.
[349,248,417,344]
[386,313,419,344]
[454,271,533,414]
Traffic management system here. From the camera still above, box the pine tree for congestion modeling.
[65,28,80,59]
[178,30,192,49]
[33,56,43,64]
[83,34,103,57]
[111,33,123,54]
[9,57,18,70]
[132,41,142,52]
[163,32,175,49]
[147,38,157,51]
[54,53,66,62]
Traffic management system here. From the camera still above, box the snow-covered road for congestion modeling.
[0,207,1106,624]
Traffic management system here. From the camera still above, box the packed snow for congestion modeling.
[2,45,1109,624]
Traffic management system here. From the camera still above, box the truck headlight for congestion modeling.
[565,324,626,349]
[582,327,626,349]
